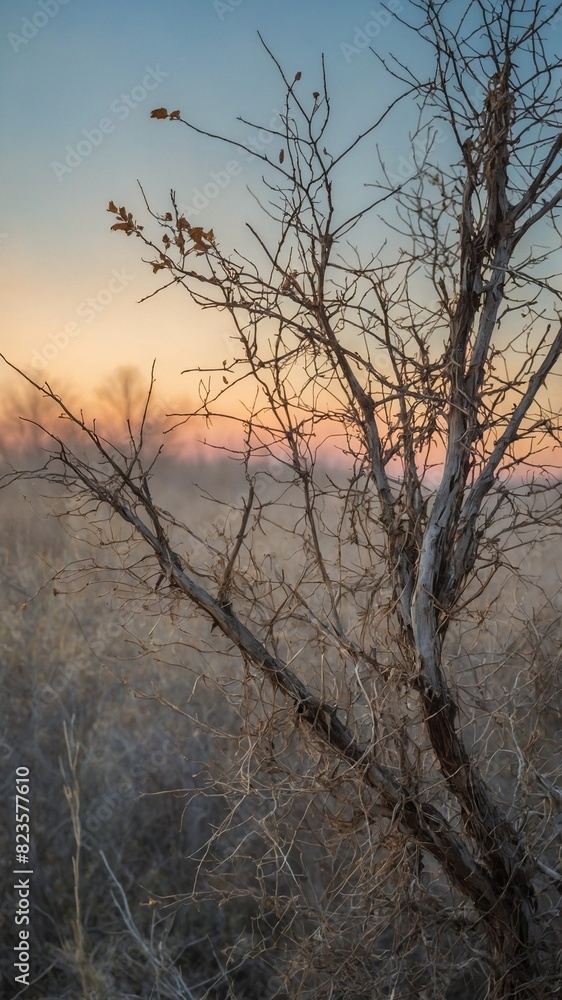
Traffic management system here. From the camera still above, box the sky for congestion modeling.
[0,1,418,415]
[1,0,561,456]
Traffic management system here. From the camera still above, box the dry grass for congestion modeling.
[1,460,561,998]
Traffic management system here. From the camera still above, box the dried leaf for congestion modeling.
[279,149,285,164]
[150,108,168,119]
[294,71,302,81]
[169,110,181,120]
[111,222,132,231]
[107,200,118,214]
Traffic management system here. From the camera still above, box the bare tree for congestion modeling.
[5,1,562,996]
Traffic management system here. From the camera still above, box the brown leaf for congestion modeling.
[223,375,228,384]
[294,71,302,81]
[279,149,285,164]
[107,200,118,213]
[169,110,181,120]
[313,91,320,99]
[150,108,168,119]
[111,222,132,231]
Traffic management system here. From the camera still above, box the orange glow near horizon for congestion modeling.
[2,367,561,491]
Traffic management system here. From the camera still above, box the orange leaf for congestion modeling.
[150,108,168,119]
[107,200,118,213]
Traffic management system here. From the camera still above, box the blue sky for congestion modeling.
[0,0,428,413]
[7,0,561,443]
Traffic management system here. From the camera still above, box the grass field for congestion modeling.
[1,455,561,999]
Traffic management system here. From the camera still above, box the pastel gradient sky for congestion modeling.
[0,0,423,419]
[2,0,561,456]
